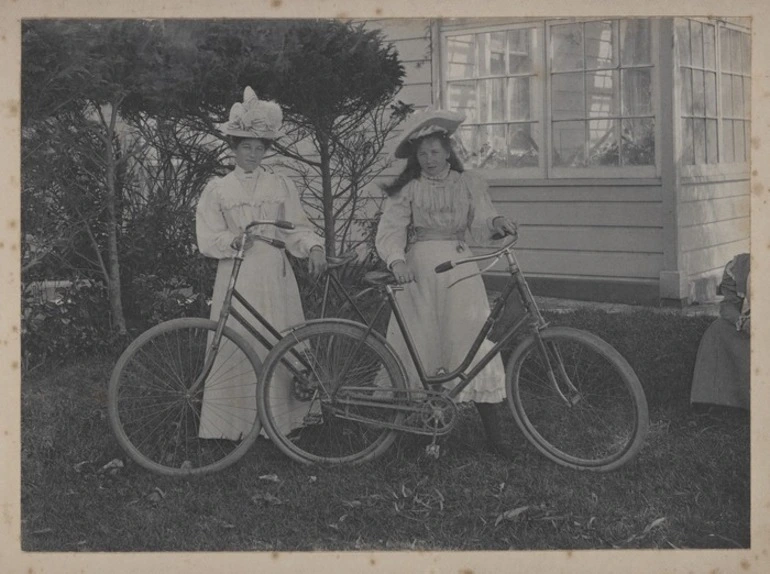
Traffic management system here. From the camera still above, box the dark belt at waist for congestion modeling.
[413,228,466,242]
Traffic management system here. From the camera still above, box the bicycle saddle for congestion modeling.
[363,271,398,286]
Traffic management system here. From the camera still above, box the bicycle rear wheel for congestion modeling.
[258,320,406,465]
[108,318,262,476]
[506,327,648,472]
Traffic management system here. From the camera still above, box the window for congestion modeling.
[676,19,751,166]
[720,26,751,164]
[549,20,655,174]
[441,18,657,178]
[444,25,543,176]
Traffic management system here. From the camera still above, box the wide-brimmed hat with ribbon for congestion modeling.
[217,86,284,140]
[394,109,466,159]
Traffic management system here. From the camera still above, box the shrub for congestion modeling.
[21,281,117,370]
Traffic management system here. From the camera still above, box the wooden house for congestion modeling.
[364,17,751,305]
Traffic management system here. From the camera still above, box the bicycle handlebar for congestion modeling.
[434,236,517,274]
[257,237,286,249]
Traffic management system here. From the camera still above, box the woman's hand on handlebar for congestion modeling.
[492,217,518,240]
[231,234,255,252]
[308,246,328,278]
[391,260,416,284]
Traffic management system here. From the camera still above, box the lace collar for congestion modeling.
[420,164,451,183]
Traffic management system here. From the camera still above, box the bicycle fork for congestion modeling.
[503,250,582,408]
[534,334,583,407]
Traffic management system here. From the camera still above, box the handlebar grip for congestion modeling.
[273,220,295,230]
[492,228,516,240]
[435,261,455,274]
[268,238,286,249]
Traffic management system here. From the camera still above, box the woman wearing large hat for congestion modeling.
[196,87,327,440]
[375,109,519,457]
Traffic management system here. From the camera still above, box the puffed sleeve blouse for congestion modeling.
[196,166,322,259]
[375,169,501,268]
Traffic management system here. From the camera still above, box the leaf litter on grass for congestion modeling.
[251,492,282,506]
[21,312,750,551]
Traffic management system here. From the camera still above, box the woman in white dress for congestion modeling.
[196,87,327,440]
[375,110,518,457]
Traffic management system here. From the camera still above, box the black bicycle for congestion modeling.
[107,220,367,476]
[257,236,650,472]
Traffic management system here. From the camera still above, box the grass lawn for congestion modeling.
[20,308,749,551]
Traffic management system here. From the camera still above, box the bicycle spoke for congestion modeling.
[509,328,647,471]
[109,320,261,476]
[260,322,404,464]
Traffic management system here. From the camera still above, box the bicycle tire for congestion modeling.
[258,320,406,465]
[506,327,649,472]
[108,318,262,477]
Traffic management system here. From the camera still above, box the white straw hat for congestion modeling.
[394,109,466,159]
[217,86,284,140]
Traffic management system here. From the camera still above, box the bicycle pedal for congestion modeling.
[303,412,323,425]
[425,444,440,459]
[292,375,317,401]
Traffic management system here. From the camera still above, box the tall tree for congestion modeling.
[262,21,406,256]
[23,20,200,334]
[22,19,409,339]
[156,20,409,256]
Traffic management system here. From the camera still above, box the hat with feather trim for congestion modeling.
[218,86,284,140]
[394,108,466,159]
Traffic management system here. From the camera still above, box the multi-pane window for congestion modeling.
[549,20,654,170]
[444,25,543,172]
[442,19,656,177]
[720,26,751,163]
[677,19,751,166]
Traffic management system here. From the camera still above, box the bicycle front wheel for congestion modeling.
[108,318,262,477]
[506,327,649,472]
[258,320,406,465]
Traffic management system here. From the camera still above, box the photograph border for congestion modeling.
[3,1,768,572]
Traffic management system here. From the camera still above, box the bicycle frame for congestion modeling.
[187,221,364,395]
[360,240,564,401]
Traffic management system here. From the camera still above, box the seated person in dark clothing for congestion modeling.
[690,253,750,410]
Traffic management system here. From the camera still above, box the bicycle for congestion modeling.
[257,235,650,472]
[107,220,369,477]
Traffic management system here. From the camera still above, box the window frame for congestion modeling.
[677,17,752,179]
[440,21,547,179]
[439,17,662,180]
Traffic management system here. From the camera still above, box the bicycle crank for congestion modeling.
[326,387,460,436]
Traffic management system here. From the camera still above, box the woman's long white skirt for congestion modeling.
[383,240,506,403]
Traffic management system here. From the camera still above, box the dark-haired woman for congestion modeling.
[375,110,518,457]
[195,87,326,440]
